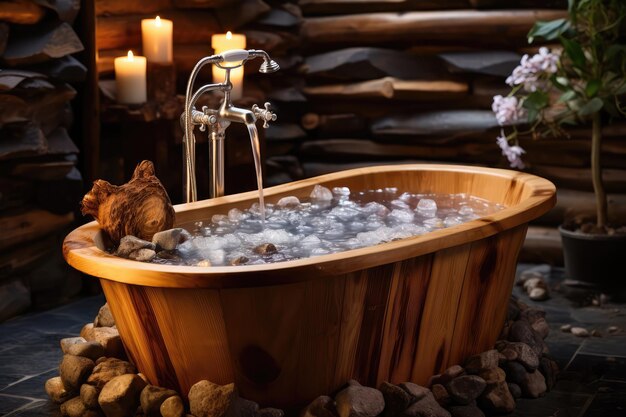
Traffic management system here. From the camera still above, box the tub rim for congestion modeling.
[63,164,556,289]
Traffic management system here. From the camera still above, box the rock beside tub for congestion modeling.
[152,228,191,251]
[46,299,560,417]
[98,373,147,417]
[141,384,178,416]
[81,160,175,245]
[115,235,156,259]
[335,384,385,417]
[94,303,115,327]
[188,380,236,417]
[80,323,125,359]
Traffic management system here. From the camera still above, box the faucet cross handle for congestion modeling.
[252,102,277,128]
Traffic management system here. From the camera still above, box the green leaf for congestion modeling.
[523,91,550,110]
[560,37,586,69]
[527,19,570,43]
[578,97,604,116]
[559,90,578,103]
[585,79,601,97]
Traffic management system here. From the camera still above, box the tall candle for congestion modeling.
[141,16,173,63]
[114,50,147,104]
[211,31,246,100]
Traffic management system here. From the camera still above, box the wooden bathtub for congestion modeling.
[63,164,555,408]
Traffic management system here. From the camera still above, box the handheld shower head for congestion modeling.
[259,59,280,73]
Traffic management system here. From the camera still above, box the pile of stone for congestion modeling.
[516,268,550,301]
[47,297,558,417]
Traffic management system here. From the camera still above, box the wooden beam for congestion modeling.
[301,10,567,46]
[302,77,468,100]
[95,0,173,16]
[0,0,45,25]
[530,165,626,193]
[96,10,220,50]
[299,0,469,15]
[0,208,74,251]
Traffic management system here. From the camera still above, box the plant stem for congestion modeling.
[591,111,608,229]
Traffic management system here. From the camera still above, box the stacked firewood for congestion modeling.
[0,0,86,322]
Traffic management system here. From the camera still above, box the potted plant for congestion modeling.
[492,0,626,297]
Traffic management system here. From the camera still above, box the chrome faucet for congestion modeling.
[181,49,279,203]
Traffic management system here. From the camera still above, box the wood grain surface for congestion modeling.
[64,164,555,407]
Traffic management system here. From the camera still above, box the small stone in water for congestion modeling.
[571,327,589,337]
[230,256,249,266]
[310,185,333,201]
[129,248,157,262]
[255,243,277,255]
[277,196,301,207]
[116,235,155,258]
[416,199,437,216]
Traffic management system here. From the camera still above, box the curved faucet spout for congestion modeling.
[218,103,256,125]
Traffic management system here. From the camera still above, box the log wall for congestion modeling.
[0,0,86,322]
[92,0,609,268]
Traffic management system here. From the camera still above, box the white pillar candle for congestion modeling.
[114,51,147,104]
[141,16,173,63]
[211,31,246,100]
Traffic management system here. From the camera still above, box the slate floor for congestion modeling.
[1,264,625,416]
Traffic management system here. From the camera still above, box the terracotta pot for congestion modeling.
[559,225,626,299]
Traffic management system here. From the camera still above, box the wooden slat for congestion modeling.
[95,0,173,16]
[301,10,567,46]
[0,208,74,251]
[303,77,468,100]
[299,0,469,15]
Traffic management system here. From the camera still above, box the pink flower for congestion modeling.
[506,48,561,92]
[497,134,526,169]
[492,95,525,126]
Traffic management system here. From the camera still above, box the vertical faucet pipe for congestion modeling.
[183,54,223,203]
[209,69,231,198]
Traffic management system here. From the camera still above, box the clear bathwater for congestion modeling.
[153,185,504,267]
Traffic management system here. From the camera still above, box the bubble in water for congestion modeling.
[332,186,351,196]
[389,209,414,223]
[391,199,410,210]
[444,216,463,227]
[277,196,301,207]
[310,185,333,201]
[416,199,437,217]
[228,208,245,222]
[458,205,476,217]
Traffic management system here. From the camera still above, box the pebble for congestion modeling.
[571,327,590,337]
[529,287,549,301]
[464,350,499,373]
[400,388,451,417]
[141,385,178,416]
[520,370,547,398]
[591,329,602,337]
[94,303,115,327]
[446,375,486,404]
[449,405,485,417]
[231,397,260,417]
[81,383,99,409]
[516,270,544,286]
[188,380,236,417]
[152,228,191,251]
[335,384,384,417]
[608,326,619,333]
[98,374,147,417]
[560,324,572,333]
[60,396,88,417]
[61,337,87,354]
[507,382,521,399]
[379,381,413,417]
[429,365,464,387]
[399,382,429,402]
[129,248,157,262]
[87,357,136,390]
[477,382,515,414]
[254,243,277,255]
[160,395,185,417]
[67,341,106,361]
[115,235,156,258]
[60,354,95,390]
[230,256,250,266]
[257,408,285,417]
[45,376,74,404]
[301,395,337,417]
[80,324,125,358]
[478,367,506,385]
[431,384,450,406]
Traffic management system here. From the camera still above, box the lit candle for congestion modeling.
[141,16,173,63]
[114,50,147,104]
[211,31,246,100]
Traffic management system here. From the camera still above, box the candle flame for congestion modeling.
[127,50,134,61]
[226,31,232,40]
[155,15,161,26]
